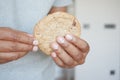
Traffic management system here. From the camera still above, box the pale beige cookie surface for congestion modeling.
[34,12,81,55]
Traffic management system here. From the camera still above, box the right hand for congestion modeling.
[0,27,35,64]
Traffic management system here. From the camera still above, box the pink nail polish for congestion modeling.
[32,46,38,52]
[66,35,73,41]
[33,40,39,45]
[51,52,57,57]
[57,37,65,44]
[52,43,59,50]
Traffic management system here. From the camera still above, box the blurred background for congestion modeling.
[55,0,120,80]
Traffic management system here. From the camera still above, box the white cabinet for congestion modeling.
[75,0,120,80]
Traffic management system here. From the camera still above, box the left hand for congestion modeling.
[50,34,90,68]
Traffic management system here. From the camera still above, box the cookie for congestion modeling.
[34,12,81,55]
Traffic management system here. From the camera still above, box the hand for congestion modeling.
[0,27,37,64]
[50,34,90,68]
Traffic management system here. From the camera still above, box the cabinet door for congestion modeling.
[75,0,120,80]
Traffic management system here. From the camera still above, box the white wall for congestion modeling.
[75,0,120,80]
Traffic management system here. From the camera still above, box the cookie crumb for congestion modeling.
[72,19,76,26]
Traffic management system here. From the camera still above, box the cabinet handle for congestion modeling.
[104,24,116,29]
[110,70,115,75]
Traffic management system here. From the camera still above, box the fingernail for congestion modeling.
[66,34,73,41]
[33,39,39,45]
[57,37,65,44]
[32,46,38,52]
[52,43,59,50]
[51,52,57,58]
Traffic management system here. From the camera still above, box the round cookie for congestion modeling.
[34,12,81,55]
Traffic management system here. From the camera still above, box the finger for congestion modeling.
[51,42,75,66]
[0,27,34,44]
[56,36,83,62]
[51,52,80,68]
[0,40,33,52]
[51,52,79,68]
[0,52,28,63]
[0,59,12,64]
[0,52,18,61]
[16,52,28,59]
[32,46,39,52]
[51,52,66,68]
[65,62,78,68]
[65,34,90,53]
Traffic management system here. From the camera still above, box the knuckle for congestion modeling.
[74,61,79,66]
[11,42,18,51]
[79,59,85,65]
[76,56,81,62]
[75,53,80,58]
[82,42,90,52]
[19,52,27,58]
[11,33,17,41]
[7,54,19,61]
[11,32,21,41]
[74,53,82,61]
[57,62,65,68]
[65,60,74,66]
[26,37,30,43]
[24,36,30,43]
[83,52,87,58]
[11,55,19,60]
[81,44,88,50]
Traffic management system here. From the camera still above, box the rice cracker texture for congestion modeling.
[34,12,81,55]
